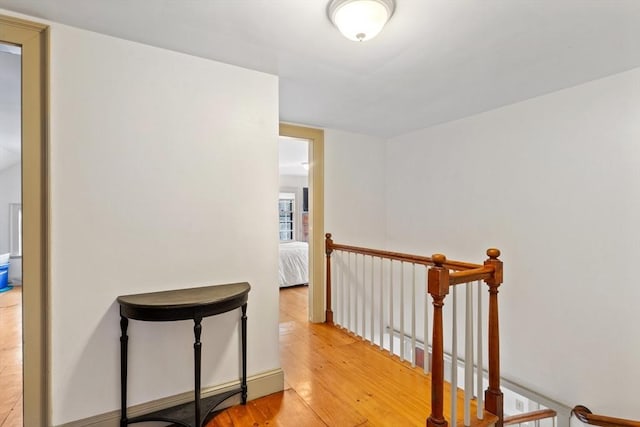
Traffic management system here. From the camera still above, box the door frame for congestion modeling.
[0,14,49,426]
[279,123,325,322]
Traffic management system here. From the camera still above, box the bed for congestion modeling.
[279,241,309,287]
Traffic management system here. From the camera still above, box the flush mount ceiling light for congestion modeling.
[328,0,395,42]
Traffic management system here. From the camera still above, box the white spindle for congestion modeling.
[338,251,344,326]
[451,284,458,427]
[400,262,405,362]
[476,280,484,419]
[363,254,366,339]
[411,264,416,368]
[339,251,343,328]
[424,274,429,373]
[347,252,351,331]
[370,256,374,344]
[342,252,351,329]
[389,260,394,356]
[464,282,474,426]
[379,257,384,349]
[331,251,340,324]
[354,253,358,335]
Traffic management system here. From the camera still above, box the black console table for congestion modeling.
[117,282,250,427]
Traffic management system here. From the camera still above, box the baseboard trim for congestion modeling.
[57,368,284,427]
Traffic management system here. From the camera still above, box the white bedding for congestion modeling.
[279,241,309,287]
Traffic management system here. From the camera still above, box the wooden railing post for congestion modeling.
[427,254,449,427]
[484,248,504,427]
[325,233,334,324]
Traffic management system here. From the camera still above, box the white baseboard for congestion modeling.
[57,368,284,427]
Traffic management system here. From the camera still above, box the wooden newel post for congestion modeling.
[484,248,504,427]
[325,233,334,324]
[426,254,449,427]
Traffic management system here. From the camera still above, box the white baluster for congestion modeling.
[371,256,375,344]
[380,257,384,349]
[343,252,347,328]
[331,250,340,325]
[477,280,484,419]
[363,254,366,340]
[343,251,348,328]
[338,251,343,327]
[354,253,358,335]
[400,261,405,362]
[464,282,473,426]
[424,269,429,373]
[389,259,394,356]
[411,263,416,368]
[344,252,351,330]
[452,284,458,427]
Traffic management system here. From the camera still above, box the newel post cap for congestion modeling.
[484,248,503,286]
[325,233,334,255]
[432,254,446,267]
[486,248,501,259]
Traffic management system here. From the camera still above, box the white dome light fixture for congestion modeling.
[328,0,395,42]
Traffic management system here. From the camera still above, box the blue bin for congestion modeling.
[0,262,11,292]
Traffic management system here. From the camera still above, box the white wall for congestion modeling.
[46,23,279,424]
[570,417,588,427]
[324,128,387,247]
[0,163,20,254]
[279,174,308,189]
[386,67,640,418]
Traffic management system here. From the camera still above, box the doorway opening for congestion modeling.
[0,40,23,426]
[278,137,309,300]
[278,124,324,322]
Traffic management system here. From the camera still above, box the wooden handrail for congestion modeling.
[504,409,557,425]
[572,405,640,427]
[327,239,483,271]
[449,266,495,285]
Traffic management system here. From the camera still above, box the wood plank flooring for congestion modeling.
[0,285,497,426]
[208,285,497,427]
[0,287,22,427]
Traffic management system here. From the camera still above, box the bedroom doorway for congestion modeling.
[279,124,324,322]
[0,40,23,425]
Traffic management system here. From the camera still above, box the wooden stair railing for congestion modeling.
[325,233,504,427]
[504,409,557,425]
[572,405,640,427]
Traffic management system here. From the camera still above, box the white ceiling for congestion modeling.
[279,136,309,177]
[1,1,640,138]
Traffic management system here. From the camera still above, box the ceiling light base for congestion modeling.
[328,0,395,42]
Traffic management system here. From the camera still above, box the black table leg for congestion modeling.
[241,303,247,405]
[120,315,129,427]
[194,316,202,427]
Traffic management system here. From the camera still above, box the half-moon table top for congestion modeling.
[117,282,251,322]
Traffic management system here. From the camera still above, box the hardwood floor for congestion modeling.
[0,287,22,427]
[208,285,497,427]
[0,285,496,426]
